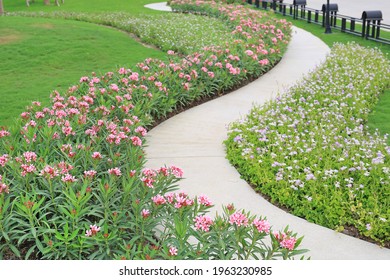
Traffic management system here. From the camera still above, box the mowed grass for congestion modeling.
[270,12,390,144]
[2,0,164,14]
[0,4,166,127]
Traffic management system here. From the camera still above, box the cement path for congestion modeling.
[144,2,390,260]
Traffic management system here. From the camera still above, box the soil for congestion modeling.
[0,34,23,45]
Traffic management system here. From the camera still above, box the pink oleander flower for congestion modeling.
[135,126,147,137]
[194,215,213,232]
[62,126,75,136]
[85,224,101,237]
[253,218,271,234]
[0,129,10,138]
[173,192,193,209]
[152,194,167,205]
[141,209,150,219]
[167,50,175,55]
[129,72,139,81]
[229,212,249,227]
[259,59,269,66]
[164,192,175,204]
[130,136,142,146]
[21,164,36,177]
[84,170,97,179]
[168,246,178,256]
[229,67,240,75]
[35,112,45,119]
[80,76,89,83]
[20,112,30,120]
[0,175,9,194]
[0,154,9,167]
[197,195,212,207]
[118,67,128,75]
[141,177,155,188]
[61,173,77,183]
[108,167,122,177]
[168,166,184,178]
[23,151,37,163]
[61,144,72,153]
[115,95,123,102]
[158,167,169,176]
[0,182,9,194]
[92,152,103,159]
[57,161,74,174]
[280,236,297,251]
[40,165,60,179]
[110,84,119,92]
[207,71,215,78]
[245,50,254,56]
[183,82,190,91]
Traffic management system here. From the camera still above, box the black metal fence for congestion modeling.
[247,0,390,45]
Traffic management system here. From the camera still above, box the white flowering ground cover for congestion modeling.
[225,43,390,246]
[10,11,236,55]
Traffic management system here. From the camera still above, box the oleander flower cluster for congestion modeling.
[226,43,390,245]
[0,2,307,259]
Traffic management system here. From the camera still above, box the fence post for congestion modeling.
[351,19,355,32]
[262,0,267,9]
[341,18,346,32]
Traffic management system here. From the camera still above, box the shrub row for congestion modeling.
[0,1,308,259]
[225,43,390,245]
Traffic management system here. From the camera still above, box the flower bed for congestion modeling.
[0,1,308,259]
[225,43,390,246]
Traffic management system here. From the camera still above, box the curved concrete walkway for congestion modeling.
[144,3,390,260]
[144,2,172,12]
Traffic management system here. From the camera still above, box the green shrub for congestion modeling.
[225,43,390,245]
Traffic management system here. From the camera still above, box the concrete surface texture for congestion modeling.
[144,2,172,11]
[284,0,390,25]
[144,2,390,260]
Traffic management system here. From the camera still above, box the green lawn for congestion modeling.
[2,0,164,14]
[0,0,166,127]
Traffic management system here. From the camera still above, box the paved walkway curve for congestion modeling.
[144,3,390,260]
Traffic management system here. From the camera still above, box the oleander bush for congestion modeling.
[225,43,390,245]
[0,1,308,259]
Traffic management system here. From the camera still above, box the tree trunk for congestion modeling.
[26,0,30,7]
[0,0,4,15]
[55,0,59,6]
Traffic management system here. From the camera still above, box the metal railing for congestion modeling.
[247,0,390,45]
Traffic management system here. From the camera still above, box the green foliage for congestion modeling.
[225,43,390,245]
[0,16,165,126]
[0,0,308,259]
